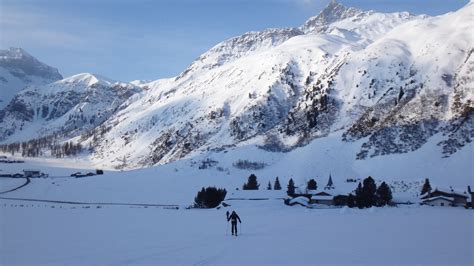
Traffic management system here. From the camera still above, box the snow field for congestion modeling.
[1,201,472,265]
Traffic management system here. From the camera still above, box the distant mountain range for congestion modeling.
[0,0,472,171]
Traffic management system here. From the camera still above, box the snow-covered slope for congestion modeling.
[0,73,141,142]
[340,3,474,158]
[0,1,472,177]
[79,1,473,170]
[0,48,63,109]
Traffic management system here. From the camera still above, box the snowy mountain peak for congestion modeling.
[0,47,31,60]
[0,47,63,109]
[177,1,416,80]
[0,47,62,80]
[58,73,116,87]
[301,0,363,33]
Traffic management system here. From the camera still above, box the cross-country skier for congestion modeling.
[227,210,242,236]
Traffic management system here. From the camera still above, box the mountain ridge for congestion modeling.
[0,72,141,143]
[0,1,472,172]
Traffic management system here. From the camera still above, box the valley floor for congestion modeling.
[1,200,473,265]
[0,155,473,265]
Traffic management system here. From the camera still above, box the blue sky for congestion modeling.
[0,0,468,81]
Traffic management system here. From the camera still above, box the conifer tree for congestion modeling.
[274,177,282,190]
[362,176,377,207]
[355,177,379,208]
[347,193,356,208]
[287,178,296,197]
[376,182,392,206]
[194,187,206,208]
[267,181,272,190]
[194,187,227,208]
[307,179,317,190]
[243,174,259,190]
[421,178,432,196]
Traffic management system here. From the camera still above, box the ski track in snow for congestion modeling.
[0,177,30,194]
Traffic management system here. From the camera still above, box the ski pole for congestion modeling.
[226,211,229,236]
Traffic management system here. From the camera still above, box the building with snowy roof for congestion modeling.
[420,188,468,207]
[23,169,42,178]
[287,196,310,207]
[421,196,455,207]
[310,191,338,205]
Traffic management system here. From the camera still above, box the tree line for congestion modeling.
[243,174,282,190]
[346,176,392,208]
[0,136,83,158]
[243,174,393,208]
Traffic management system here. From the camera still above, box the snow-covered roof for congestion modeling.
[289,196,310,206]
[422,196,454,202]
[422,188,469,198]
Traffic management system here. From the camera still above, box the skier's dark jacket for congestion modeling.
[227,211,241,223]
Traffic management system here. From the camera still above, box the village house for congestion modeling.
[287,196,310,207]
[421,196,456,207]
[310,191,335,205]
[23,169,42,178]
[420,188,469,207]
[310,175,340,206]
